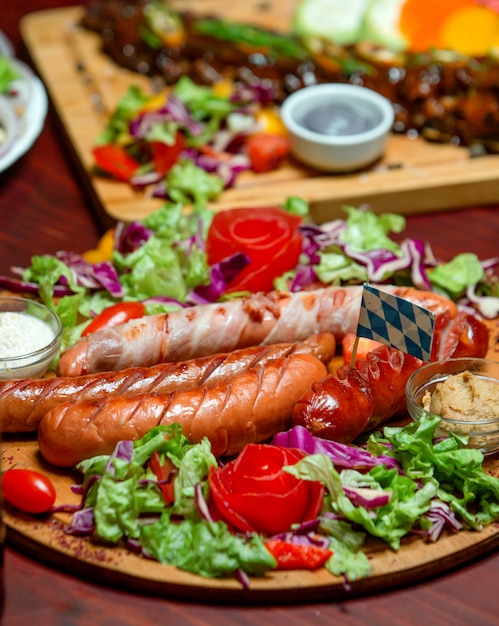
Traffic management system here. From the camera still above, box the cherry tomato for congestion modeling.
[148,451,176,506]
[206,206,303,293]
[150,132,186,175]
[92,144,140,182]
[265,539,333,570]
[434,311,490,360]
[82,301,146,336]
[342,333,384,366]
[246,133,290,173]
[2,468,56,514]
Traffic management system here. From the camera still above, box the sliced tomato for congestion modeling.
[82,302,146,336]
[246,132,290,173]
[342,333,384,366]
[92,144,140,182]
[150,132,186,175]
[265,539,333,570]
[148,451,176,505]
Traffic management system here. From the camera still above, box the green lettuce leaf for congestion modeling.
[140,514,276,578]
[428,252,484,299]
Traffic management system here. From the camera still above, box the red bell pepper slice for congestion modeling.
[265,539,333,570]
[92,144,140,182]
[148,451,176,506]
[150,132,186,175]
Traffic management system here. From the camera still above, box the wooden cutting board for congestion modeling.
[20,4,499,228]
[2,318,499,603]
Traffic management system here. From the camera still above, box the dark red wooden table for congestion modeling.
[1,2,499,624]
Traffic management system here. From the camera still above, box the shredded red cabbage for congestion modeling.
[272,425,401,471]
[342,485,392,509]
[188,253,250,304]
[114,221,154,254]
[418,500,463,542]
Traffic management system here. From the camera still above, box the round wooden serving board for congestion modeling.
[2,317,499,603]
[3,435,499,604]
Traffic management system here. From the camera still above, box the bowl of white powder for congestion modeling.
[0,296,62,379]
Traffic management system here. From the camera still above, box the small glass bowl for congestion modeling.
[0,296,62,379]
[406,357,499,455]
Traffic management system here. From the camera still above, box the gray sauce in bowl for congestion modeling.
[298,102,382,136]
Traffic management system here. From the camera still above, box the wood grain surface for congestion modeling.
[20,4,499,227]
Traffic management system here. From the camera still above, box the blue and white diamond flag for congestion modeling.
[357,284,435,362]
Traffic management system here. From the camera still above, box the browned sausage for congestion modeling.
[57,286,456,376]
[0,333,335,434]
[293,347,423,443]
[293,312,490,444]
[38,353,328,467]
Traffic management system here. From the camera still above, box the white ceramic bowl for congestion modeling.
[0,297,62,379]
[406,357,499,455]
[280,83,394,172]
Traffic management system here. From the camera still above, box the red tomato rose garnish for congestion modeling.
[208,444,324,537]
[206,206,303,293]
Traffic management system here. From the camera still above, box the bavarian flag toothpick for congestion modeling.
[356,284,436,363]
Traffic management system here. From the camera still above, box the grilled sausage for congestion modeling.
[57,286,457,376]
[0,333,335,433]
[293,312,490,443]
[38,353,328,467]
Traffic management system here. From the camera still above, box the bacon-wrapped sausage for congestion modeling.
[293,312,490,443]
[57,286,457,377]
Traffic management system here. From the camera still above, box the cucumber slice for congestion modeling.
[293,0,371,46]
[362,0,409,52]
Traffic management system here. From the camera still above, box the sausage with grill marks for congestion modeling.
[0,333,335,433]
[38,353,328,467]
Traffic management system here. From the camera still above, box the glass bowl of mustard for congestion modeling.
[280,83,394,172]
[0,296,62,379]
[406,357,499,455]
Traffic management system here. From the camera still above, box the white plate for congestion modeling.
[0,31,14,57]
[0,65,48,173]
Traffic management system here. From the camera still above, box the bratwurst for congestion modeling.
[57,286,457,376]
[38,353,328,467]
[0,334,335,433]
[293,312,490,443]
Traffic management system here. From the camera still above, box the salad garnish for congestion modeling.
[0,201,497,362]
[90,76,289,204]
[56,418,499,585]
